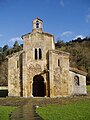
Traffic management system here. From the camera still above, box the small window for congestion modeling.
[36,21,39,28]
[17,60,19,68]
[35,48,37,60]
[58,59,60,66]
[39,48,42,59]
[74,76,79,86]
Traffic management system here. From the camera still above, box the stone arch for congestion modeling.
[32,75,46,97]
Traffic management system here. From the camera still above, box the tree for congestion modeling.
[0,47,2,53]
[56,39,65,48]
[3,45,9,52]
[13,41,22,52]
[0,60,8,86]
[13,41,19,48]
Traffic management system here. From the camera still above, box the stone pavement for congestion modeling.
[10,105,43,120]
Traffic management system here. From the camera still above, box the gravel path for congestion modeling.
[10,105,43,120]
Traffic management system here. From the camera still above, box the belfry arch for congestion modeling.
[32,75,46,97]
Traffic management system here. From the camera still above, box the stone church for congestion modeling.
[8,17,87,97]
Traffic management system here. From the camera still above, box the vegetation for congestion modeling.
[0,106,16,120]
[56,37,90,84]
[87,85,90,93]
[0,41,23,62]
[36,100,90,120]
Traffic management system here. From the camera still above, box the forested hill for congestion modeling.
[0,37,90,86]
[56,37,90,84]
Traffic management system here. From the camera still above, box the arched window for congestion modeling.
[36,21,39,28]
[34,48,42,60]
[39,48,42,59]
[35,48,37,60]
[74,76,79,86]
[58,59,60,66]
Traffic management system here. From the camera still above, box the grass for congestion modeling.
[36,85,90,120]
[36,100,90,120]
[0,106,16,120]
[87,85,90,92]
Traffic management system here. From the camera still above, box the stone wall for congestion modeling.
[22,32,55,53]
[8,51,23,96]
[49,50,71,97]
[69,70,87,95]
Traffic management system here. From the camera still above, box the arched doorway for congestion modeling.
[33,75,45,97]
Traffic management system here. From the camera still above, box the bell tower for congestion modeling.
[32,17,43,32]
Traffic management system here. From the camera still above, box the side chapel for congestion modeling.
[8,17,87,97]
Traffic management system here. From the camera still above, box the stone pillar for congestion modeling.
[49,51,54,97]
[30,81,33,97]
[22,52,27,97]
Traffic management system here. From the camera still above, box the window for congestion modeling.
[74,76,79,86]
[39,48,42,59]
[35,48,37,60]
[58,59,60,66]
[34,48,42,60]
[17,60,19,68]
[36,21,39,28]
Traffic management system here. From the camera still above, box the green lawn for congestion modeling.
[37,100,90,120]
[87,85,90,92]
[0,106,16,120]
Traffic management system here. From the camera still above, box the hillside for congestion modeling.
[56,37,90,84]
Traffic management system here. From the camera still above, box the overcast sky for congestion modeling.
[0,0,90,47]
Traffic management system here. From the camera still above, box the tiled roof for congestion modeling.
[69,67,87,76]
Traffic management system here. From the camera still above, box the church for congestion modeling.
[8,17,87,97]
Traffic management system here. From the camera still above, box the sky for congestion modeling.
[0,0,90,47]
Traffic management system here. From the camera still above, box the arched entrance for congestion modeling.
[33,75,45,97]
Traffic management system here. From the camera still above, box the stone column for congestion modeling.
[30,81,33,97]
[22,52,27,97]
[49,51,54,97]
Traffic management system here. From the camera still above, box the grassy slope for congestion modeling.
[37,100,90,120]
[0,106,16,120]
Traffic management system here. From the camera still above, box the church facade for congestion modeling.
[8,17,87,97]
